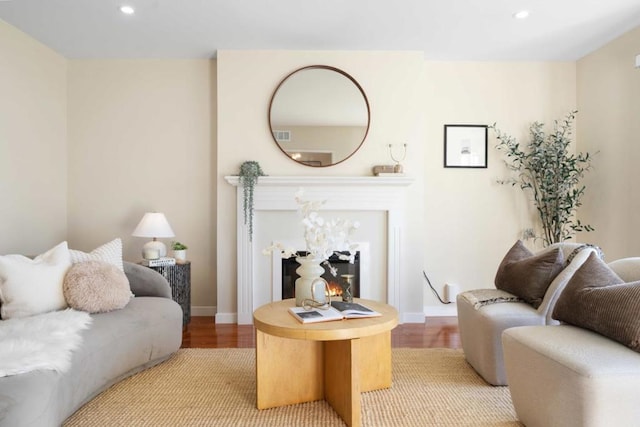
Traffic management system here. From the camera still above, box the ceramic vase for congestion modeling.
[295,256,326,306]
[173,250,187,263]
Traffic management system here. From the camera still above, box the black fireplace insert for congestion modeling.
[281,251,360,300]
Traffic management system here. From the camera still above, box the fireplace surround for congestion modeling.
[225,175,413,324]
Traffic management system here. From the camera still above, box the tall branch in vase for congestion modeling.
[264,189,360,263]
[492,111,595,245]
[263,189,360,305]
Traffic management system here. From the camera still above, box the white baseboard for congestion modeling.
[191,305,216,317]
[400,312,428,323]
[214,312,237,324]
[400,307,458,323]
[424,304,458,317]
[189,307,245,324]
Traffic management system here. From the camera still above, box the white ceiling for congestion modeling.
[1,0,639,60]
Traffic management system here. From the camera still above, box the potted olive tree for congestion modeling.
[492,111,595,245]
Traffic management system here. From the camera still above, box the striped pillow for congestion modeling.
[69,238,124,272]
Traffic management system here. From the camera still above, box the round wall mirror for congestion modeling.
[268,65,370,167]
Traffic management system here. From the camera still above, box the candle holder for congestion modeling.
[340,274,355,303]
[388,143,407,173]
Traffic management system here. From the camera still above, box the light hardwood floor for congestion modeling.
[181,316,461,349]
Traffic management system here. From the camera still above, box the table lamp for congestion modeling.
[132,212,175,259]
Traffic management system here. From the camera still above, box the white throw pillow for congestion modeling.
[69,238,124,271]
[0,241,72,319]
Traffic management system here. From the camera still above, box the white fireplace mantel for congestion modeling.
[225,175,414,187]
[225,175,413,324]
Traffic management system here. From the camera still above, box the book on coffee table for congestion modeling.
[288,301,381,323]
[330,301,382,318]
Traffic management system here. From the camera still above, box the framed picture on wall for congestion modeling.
[444,124,488,168]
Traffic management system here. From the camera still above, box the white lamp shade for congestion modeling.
[132,212,175,238]
[133,212,175,259]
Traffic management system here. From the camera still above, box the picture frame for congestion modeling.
[444,124,488,168]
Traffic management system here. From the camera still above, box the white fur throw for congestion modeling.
[63,260,133,313]
[0,309,92,377]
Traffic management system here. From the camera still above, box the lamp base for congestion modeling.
[142,240,167,260]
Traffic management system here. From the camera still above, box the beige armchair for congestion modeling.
[502,256,640,427]
[456,242,599,385]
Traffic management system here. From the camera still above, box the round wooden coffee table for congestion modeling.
[253,298,398,427]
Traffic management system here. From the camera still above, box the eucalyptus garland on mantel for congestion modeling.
[238,161,267,241]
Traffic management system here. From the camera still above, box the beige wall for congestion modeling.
[0,20,68,255]
[67,60,216,312]
[422,61,577,314]
[577,26,640,260]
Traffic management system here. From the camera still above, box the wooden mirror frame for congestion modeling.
[268,65,371,167]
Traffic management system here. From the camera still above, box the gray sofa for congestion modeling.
[0,262,183,427]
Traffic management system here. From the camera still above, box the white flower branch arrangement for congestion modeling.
[263,189,360,272]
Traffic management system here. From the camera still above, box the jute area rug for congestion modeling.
[64,348,521,427]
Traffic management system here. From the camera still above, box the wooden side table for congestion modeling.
[146,262,191,328]
[253,298,398,427]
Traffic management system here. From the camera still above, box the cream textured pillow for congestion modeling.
[553,253,640,352]
[63,260,133,313]
[69,238,124,271]
[494,240,564,308]
[0,242,71,320]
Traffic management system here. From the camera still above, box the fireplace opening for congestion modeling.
[282,251,360,300]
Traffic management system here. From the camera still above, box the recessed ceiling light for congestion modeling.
[513,10,530,19]
[120,5,135,15]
